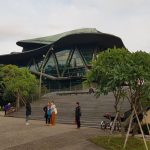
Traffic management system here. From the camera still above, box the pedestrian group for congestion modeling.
[25,100,82,129]
[43,101,57,126]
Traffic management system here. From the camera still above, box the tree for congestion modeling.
[86,47,150,116]
[86,48,130,112]
[86,48,150,149]
[0,65,38,110]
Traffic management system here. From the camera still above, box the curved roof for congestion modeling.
[0,28,125,66]
[17,28,102,50]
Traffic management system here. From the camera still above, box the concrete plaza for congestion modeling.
[0,116,106,150]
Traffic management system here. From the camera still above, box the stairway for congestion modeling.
[11,92,130,127]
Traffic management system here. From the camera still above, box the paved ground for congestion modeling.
[0,116,106,150]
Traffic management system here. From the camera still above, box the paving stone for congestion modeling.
[0,117,106,150]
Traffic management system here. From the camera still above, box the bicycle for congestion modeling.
[100,113,121,131]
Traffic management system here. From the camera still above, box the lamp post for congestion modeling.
[39,46,53,99]
[39,60,44,99]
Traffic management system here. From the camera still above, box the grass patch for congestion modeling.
[90,136,150,150]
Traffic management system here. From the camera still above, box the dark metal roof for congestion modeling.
[17,28,102,50]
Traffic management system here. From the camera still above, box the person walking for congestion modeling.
[75,102,81,128]
[51,101,57,126]
[25,101,31,125]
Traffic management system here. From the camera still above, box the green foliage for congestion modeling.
[0,65,38,104]
[90,136,150,150]
[86,48,150,108]
[86,47,130,95]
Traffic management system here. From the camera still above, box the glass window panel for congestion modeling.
[29,64,38,72]
[29,60,40,72]
[55,50,70,65]
[55,50,70,73]
[80,48,95,64]
[44,55,57,76]
[70,50,84,68]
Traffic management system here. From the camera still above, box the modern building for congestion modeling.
[0,28,125,90]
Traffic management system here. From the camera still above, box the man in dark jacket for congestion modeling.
[75,102,81,128]
[26,101,31,125]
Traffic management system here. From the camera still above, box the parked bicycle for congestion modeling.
[100,113,122,131]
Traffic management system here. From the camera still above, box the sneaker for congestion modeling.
[26,122,29,126]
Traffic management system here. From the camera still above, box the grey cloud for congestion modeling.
[0,0,150,55]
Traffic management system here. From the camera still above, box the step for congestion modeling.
[9,92,130,127]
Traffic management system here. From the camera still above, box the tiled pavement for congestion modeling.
[0,117,106,150]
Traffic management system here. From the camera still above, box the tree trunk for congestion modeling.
[110,111,119,134]
[133,105,148,150]
[132,101,142,135]
[123,110,134,149]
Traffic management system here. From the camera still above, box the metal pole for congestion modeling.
[133,105,148,150]
[123,110,134,149]
[39,46,53,99]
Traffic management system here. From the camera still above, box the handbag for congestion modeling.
[54,107,57,114]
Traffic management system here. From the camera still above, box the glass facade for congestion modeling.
[28,47,96,90]
[21,46,106,91]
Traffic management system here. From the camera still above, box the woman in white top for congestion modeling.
[51,101,57,126]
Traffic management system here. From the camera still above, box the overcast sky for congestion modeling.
[0,0,150,55]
